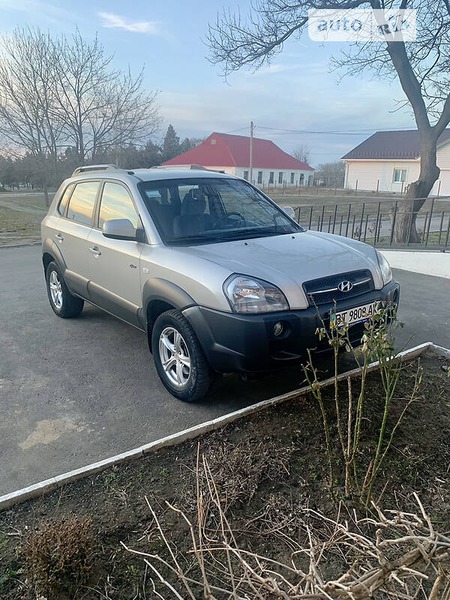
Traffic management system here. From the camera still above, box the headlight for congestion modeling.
[376,250,392,285]
[224,275,289,313]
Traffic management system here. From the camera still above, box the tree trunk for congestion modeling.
[43,180,50,207]
[394,129,440,243]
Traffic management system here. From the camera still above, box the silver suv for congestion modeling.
[41,165,399,402]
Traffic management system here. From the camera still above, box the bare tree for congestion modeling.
[0,28,160,203]
[315,161,346,188]
[208,1,450,243]
[292,144,311,165]
[0,29,63,203]
[52,31,160,163]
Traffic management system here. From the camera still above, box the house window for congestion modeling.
[393,168,407,183]
[257,171,263,184]
[269,171,274,184]
[300,174,305,186]
[243,170,249,181]
[290,172,295,184]
[278,172,284,184]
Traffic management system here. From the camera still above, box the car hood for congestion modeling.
[176,230,383,310]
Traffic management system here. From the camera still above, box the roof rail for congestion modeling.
[71,164,123,177]
[153,164,212,171]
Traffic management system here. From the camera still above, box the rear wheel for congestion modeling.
[151,310,214,402]
[45,261,84,318]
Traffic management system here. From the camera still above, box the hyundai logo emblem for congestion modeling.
[338,280,353,293]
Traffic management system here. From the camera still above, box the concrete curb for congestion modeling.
[0,341,447,512]
[380,250,450,279]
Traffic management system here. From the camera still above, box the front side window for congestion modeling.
[98,182,139,229]
[66,181,99,226]
[138,177,302,246]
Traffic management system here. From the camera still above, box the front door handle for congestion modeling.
[54,233,64,243]
[89,246,102,257]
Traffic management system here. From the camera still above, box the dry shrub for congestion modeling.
[182,436,293,514]
[124,456,450,600]
[20,515,95,598]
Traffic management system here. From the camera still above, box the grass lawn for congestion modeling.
[0,193,47,246]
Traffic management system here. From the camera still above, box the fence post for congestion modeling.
[319,205,325,231]
[374,202,381,244]
[363,214,369,242]
[439,211,445,245]
[390,201,398,245]
[424,198,435,247]
[407,199,415,246]
[332,204,338,234]
[358,203,365,241]
[345,204,351,238]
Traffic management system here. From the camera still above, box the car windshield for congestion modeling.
[138,177,302,245]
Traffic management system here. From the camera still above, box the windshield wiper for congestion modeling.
[167,233,229,245]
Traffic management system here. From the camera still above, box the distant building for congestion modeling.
[162,132,314,187]
[342,129,450,196]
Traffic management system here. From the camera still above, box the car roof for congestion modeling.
[68,165,236,185]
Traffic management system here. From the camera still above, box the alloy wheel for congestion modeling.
[159,326,191,387]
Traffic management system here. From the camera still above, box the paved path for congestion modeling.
[0,245,449,496]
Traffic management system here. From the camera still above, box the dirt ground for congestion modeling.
[0,351,449,599]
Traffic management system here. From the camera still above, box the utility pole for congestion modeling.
[249,121,254,184]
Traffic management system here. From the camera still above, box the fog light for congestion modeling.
[273,321,284,337]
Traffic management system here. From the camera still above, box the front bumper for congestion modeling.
[183,280,400,373]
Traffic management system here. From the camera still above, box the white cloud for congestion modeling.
[99,12,160,34]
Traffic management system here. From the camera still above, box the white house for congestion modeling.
[342,129,450,196]
[162,132,314,188]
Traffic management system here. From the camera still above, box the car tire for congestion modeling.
[152,309,214,402]
[45,261,84,318]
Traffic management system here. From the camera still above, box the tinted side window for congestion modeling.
[98,182,139,229]
[57,183,75,216]
[66,181,99,226]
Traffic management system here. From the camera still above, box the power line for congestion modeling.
[257,125,415,135]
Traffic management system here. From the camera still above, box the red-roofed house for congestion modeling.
[342,129,450,195]
[162,132,314,188]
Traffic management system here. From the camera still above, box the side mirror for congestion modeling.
[281,206,295,219]
[102,219,137,241]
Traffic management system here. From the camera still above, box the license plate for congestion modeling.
[330,301,379,328]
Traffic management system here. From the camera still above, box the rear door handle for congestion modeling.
[89,246,102,257]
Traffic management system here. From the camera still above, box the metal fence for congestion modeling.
[294,197,450,251]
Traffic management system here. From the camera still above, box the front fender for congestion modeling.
[142,278,196,332]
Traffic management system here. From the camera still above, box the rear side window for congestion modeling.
[98,182,139,229]
[57,184,75,216]
[66,181,99,226]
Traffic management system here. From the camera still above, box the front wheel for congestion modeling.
[151,310,214,402]
[45,261,84,318]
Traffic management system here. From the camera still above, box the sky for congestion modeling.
[0,0,418,167]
